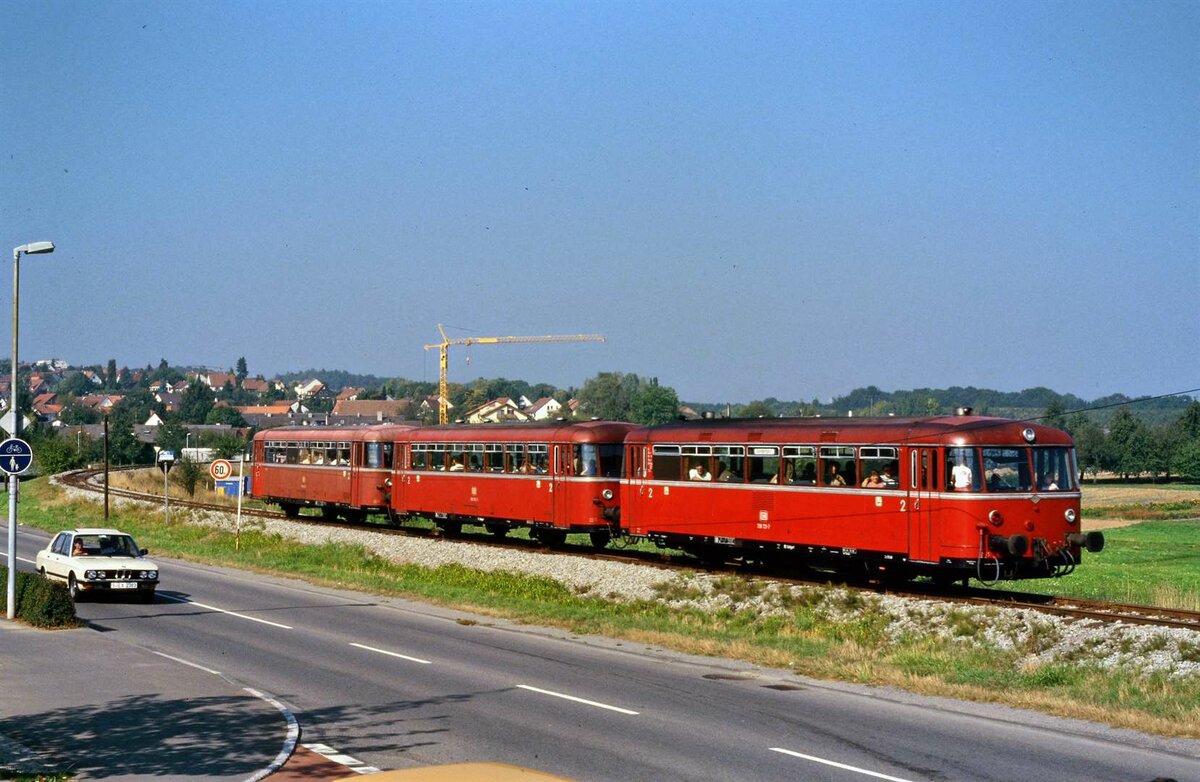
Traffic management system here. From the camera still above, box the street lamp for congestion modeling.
[7,241,54,620]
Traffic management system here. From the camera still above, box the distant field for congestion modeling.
[1080,483,1200,530]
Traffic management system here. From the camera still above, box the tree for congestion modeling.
[575,372,637,421]
[155,416,189,454]
[106,359,118,389]
[206,406,248,427]
[629,382,681,425]
[739,400,774,418]
[1104,408,1153,479]
[58,400,101,425]
[235,357,248,383]
[1071,414,1106,482]
[179,382,216,424]
[1043,400,1068,431]
[172,456,203,497]
[205,431,249,459]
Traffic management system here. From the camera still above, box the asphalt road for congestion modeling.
[7,522,1200,781]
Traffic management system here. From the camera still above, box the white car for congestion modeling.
[36,528,159,602]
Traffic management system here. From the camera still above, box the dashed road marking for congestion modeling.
[303,743,381,774]
[158,594,294,629]
[516,684,639,715]
[769,747,916,781]
[349,641,432,664]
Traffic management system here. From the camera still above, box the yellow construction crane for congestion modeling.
[424,324,605,424]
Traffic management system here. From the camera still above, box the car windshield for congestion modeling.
[76,534,140,557]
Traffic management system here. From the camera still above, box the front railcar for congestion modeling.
[927,419,1104,581]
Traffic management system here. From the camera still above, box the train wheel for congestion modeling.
[536,529,567,548]
[438,521,462,538]
[321,506,338,520]
[280,503,300,519]
[589,530,611,549]
[486,523,509,538]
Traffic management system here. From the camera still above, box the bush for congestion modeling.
[0,566,79,628]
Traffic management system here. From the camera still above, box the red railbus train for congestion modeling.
[248,413,1103,582]
[622,414,1103,581]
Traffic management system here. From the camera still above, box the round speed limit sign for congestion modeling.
[209,459,233,481]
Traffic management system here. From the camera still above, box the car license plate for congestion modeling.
[109,582,137,590]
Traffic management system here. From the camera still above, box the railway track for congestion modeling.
[58,467,1200,633]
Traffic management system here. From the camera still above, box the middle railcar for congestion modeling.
[392,421,636,546]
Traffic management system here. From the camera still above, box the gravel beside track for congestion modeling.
[53,473,1200,679]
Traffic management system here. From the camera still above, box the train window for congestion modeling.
[382,443,394,469]
[505,443,526,473]
[573,443,600,476]
[410,444,428,470]
[366,443,384,468]
[1033,447,1074,491]
[714,445,745,482]
[782,446,816,485]
[819,446,856,486]
[528,444,549,474]
[483,443,504,472]
[598,443,624,478]
[651,445,682,481]
[982,448,1031,492]
[429,443,449,470]
[682,445,713,481]
[748,446,780,483]
[464,444,484,472]
[946,447,980,491]
[859,446,899,489]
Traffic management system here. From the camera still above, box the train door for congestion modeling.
[908,447,940,563]
[350,442,365,507]
[552,444,571,528]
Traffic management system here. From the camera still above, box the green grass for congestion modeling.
[996,520,1200,609]
[19,478,1200,739]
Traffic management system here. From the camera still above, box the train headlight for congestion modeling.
[384,478,393,488]
[988,509,1004,527]
[602,489,614,500]
[1022,428,1036,443]
[1064,508,1077,525]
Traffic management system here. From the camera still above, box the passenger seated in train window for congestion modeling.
[449,458,465,471]
[717,462,736,482]
[769,463,794,485]
[825,464,847,486]
[688,462,712,481]
[862,471,886,489]
[881,465,898,487]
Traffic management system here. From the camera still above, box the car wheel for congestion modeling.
[68,574,83,602]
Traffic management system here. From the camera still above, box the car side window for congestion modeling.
[53,534,69,555]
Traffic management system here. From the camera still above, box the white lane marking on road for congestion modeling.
[149,650,222,676]
[516,684,639,715]
[349,642,432,665]
[243,688,301,782]
[769,747,917,782]
[158,593,294,629]
[303,743,381,774]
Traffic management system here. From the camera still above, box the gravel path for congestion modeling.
[53,473,1200,679]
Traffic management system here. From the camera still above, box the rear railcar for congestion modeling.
[251,426,409,521]
[620,415,1102,581]
[392,420,635,546]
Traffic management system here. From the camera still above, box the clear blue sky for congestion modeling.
[2,1,1196,404]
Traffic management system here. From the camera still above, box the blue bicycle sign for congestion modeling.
[0,438,33,475]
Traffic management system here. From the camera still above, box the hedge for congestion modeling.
[0,566,79,628]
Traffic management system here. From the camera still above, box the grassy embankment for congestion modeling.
[21,476,1200,739]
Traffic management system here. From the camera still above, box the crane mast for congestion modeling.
[423,324,605,424]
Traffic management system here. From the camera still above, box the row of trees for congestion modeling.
[1047,400,1200,481]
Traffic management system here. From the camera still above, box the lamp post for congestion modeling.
[7,241,54,621]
